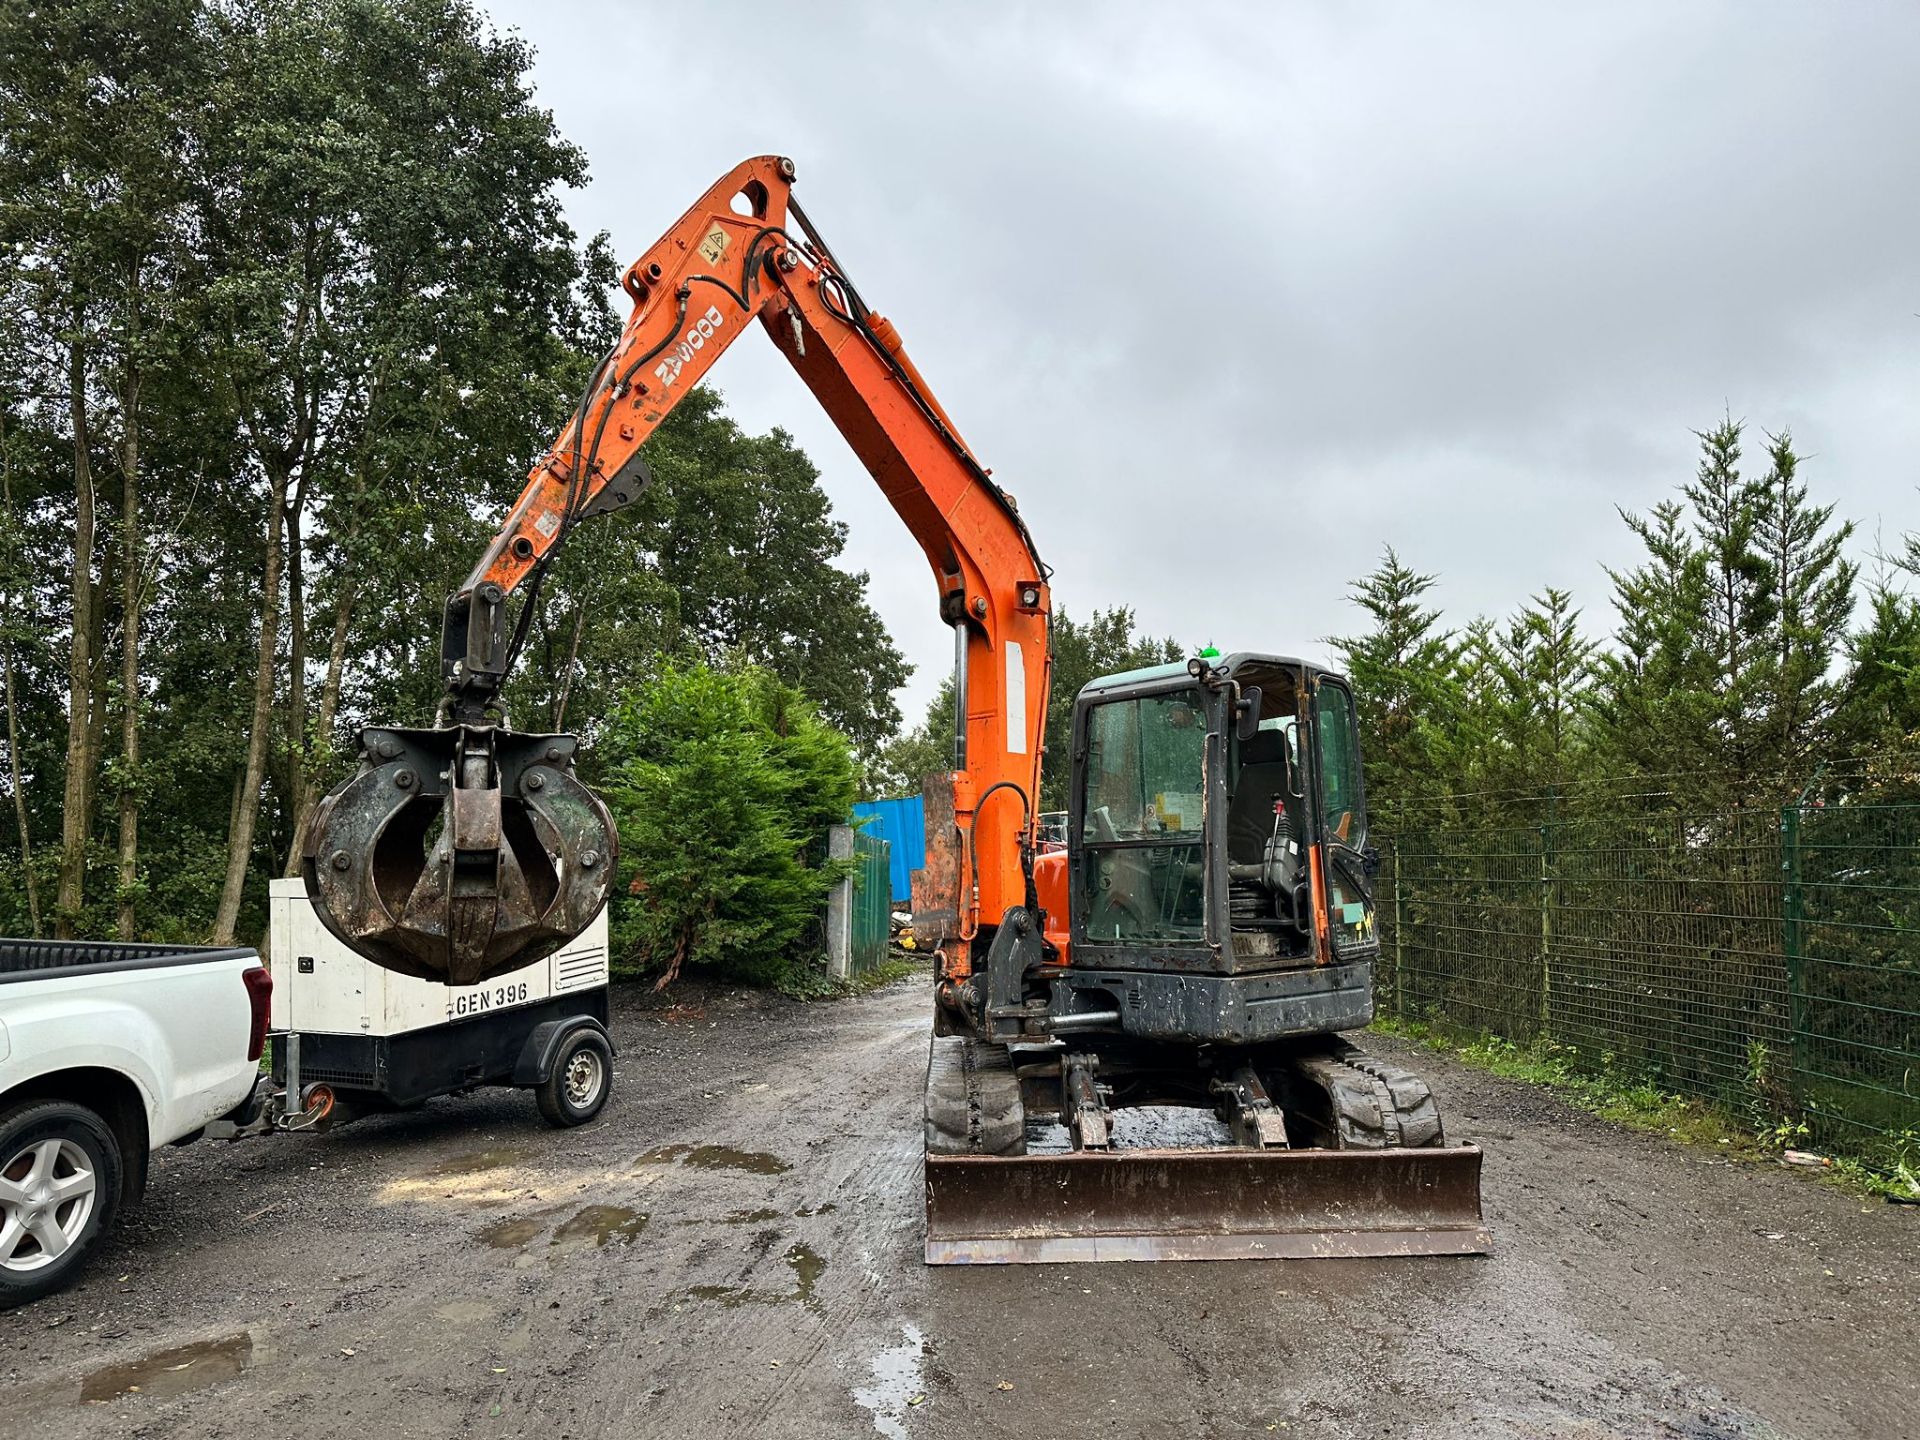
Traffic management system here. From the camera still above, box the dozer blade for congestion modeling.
[924,1145,1488,1264]
[300,724,616,987]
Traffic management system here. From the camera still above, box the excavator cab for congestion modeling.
[1046,653,1378,1043]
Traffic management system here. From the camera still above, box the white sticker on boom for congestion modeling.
[698,225,729,265]
[533,511,560,538]
[1005,640,1027,754]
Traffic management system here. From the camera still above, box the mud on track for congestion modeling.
[2,970,1914,1440]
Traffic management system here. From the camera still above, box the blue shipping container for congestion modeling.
[851,795,926,905]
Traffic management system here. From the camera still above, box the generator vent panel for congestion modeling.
[553,944,605,992]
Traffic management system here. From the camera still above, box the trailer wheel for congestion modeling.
[536,1029,613,1128]
[0,1100,123,1310]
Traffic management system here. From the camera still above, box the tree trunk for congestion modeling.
[116,291,143,940]
[2,638,36,937]
[55,334,96,938]
[280,584,355,876]
[1,415,39,936]
[553,596,591,731]
[213,457,291,943]
[282,474,309,868]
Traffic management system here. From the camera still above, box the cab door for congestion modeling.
[1070,687,1211,955]
[1308,677,1379,960]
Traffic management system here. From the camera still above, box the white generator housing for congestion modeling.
[267,877,610,1038]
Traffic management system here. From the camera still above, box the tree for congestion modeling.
[602,389,906,755]
[1833,576,1920,792]
[596,660,856,992]
[1685,417,1776,785]
[1430,616,1501,799]
[1329,548,1459,808]
[1593,501,1718,795]
[193,0,600,939]
[868,676,956,802]
[0,0,209,935]
[0,0,907,951]
[1753,429,1855,777]
[0,409,41,932]
[1487,588,1596,798]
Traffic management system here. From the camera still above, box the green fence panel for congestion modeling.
[1789,803,1920,1152]
[1378,796,1919,1169]
[849,831,893,977]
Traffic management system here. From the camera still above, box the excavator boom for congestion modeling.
[302,157,1048,992]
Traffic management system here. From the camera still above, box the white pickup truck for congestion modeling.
[0,940,270,1308]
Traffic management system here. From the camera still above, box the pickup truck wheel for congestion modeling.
[535,1029,612,1128]
[0,1101,123,1310]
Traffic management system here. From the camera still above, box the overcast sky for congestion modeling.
[485,0,1920,721]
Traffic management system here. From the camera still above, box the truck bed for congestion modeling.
[0,939,256,982]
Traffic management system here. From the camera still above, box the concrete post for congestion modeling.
[825,823,855,980]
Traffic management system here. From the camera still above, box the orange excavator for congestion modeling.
[301,156,1487,1262]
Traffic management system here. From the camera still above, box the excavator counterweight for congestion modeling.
[299,156,1488,1265]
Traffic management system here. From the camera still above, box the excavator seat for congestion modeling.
[1227,728,1298,865]
[1225,728,1307,937]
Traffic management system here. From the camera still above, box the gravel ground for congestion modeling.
[2,969,1915,1440]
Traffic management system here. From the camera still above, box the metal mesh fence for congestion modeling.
[1378,797,1919,1166]
[848,831,893,977]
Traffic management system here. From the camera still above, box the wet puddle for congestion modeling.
[787,1242,825,1304]
[720,1202,836,1224]
[81,1332,254,1403]
[851,1324,927,1440]
[550,1205,648,1250]
[481,1203,647,1251]
[430,1148,526,1176]
[682,1243,826,1311]
[635,1144,790,1175]
[480,1212,556,1248]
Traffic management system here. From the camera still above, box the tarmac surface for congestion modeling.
[3,969,1915,1440]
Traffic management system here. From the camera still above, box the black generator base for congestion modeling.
[272,989,612,1109]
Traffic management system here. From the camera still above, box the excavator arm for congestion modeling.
[302,156,1050,992]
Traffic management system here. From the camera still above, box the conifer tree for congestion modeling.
[1488,588,1595,797]
[1753,430,1855,778]
[1685,417,1776,786]
[1329,548,1459,808]
[1594,501,1718,798]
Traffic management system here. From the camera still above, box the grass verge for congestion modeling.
[841,953,921,995]
[1370,1014,1916,1205]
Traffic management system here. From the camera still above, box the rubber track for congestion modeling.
[1289,1040,1447,1149]
[1340,1048,1446,1148]
[924,1035,1024,1156]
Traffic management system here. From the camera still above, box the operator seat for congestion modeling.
[1228,728,1298,866]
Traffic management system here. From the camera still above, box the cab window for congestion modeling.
[1081,693,1206,840]
[1314,682,1365,845]
[1077,690,1208,944]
